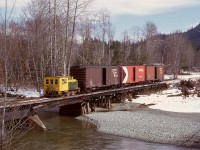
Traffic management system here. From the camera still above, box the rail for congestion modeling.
[0,82,167,111]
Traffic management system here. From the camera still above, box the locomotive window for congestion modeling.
[55,79,58,84]
[62,79,67,84]
[46,79,49,84]
[50,79,53,84]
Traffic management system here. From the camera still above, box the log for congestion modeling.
[167,93,182,97]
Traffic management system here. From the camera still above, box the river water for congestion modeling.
[21,111,197,150]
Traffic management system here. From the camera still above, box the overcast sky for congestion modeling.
[1,0,200,39]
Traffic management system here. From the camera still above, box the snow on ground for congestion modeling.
[133,73,200,113]
[7,88,42,98]
[132,88,200,113]
[164,72,200,81]
[0,84,42,98]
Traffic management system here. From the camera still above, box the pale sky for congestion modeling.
[93,0,200,15]
[1,0,200,38]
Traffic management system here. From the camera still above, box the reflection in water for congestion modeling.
[21,112,197,150]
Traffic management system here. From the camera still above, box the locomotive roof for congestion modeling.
[44,76,73,78]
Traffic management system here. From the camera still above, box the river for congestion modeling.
[21,111,197,150]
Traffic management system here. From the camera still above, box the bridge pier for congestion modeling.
[59,103,83,117]
[59,101,97,117]
[81,102,87,114]
[58,97,114,117]
[86,102,91,114]
[91,102,96,112]
[112,94,123,103]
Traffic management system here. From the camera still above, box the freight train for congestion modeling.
[44,65,164,97]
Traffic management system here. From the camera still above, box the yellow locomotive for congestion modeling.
[44,76,79,97]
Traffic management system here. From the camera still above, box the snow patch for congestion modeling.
[133,73,200,113]
[133,87,200,113]
[7,88,42,98]
[164,72,200,81]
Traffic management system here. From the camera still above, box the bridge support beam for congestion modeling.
[59,101,96,117]
[95,97,112,109]
[91,102,96,112]
[86,102,91,114]
[112,94,123,103]
[59,103,83,117]
[108,99,111,109]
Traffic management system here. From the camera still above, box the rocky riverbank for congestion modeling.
[77,107,200,148]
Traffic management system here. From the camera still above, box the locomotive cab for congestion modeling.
[44,76,79,97]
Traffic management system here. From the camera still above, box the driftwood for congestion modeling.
[137,103,156,108]
[167,93,182,97]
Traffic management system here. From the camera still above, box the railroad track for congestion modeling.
[0,82,167,110]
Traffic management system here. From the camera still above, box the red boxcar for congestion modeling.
[120,66,145,84]
[146,65,156,81]
[120,66,134,84]
[156,65,164,81]
[146,65,164,81]
[133,66,146,82]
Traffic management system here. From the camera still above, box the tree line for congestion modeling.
[0,0,196,91]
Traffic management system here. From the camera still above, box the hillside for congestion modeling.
[185,23,200,50]
[184,23,200,67]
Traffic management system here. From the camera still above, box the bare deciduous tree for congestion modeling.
[165,31,195,78]
[143,21,161,64]
[0,1,34,150]
[120,31,131,64]
[96,9,112,65]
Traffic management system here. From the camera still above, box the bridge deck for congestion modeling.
[0,82,167,110]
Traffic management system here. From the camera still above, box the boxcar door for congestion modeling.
[103,68,107,85]
[155,67,158,80]
[133,67,136,82]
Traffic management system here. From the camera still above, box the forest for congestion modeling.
[0,0,196,91]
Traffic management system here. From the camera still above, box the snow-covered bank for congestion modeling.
[0,85,42,98]
[132,88,200,113]
[7,88,42,98]
[79,109,200,147]
[133,73,200,113]
[164,72,200,81]
[0,81,44,98]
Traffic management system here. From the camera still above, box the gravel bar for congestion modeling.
[77,108,200,148]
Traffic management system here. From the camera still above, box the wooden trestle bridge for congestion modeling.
[0,82,167,123]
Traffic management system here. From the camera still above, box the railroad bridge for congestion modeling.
[0,82,167,128]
